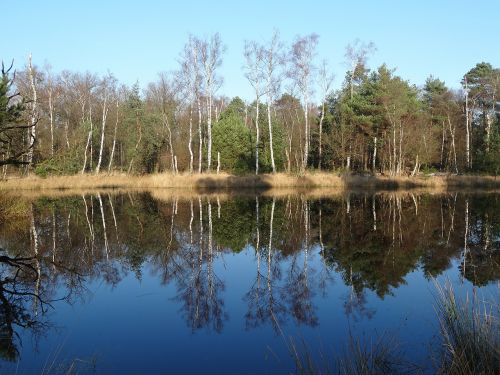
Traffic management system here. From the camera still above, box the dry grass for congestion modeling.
[1,172,499,193]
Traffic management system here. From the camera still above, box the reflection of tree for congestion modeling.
[460,195,500,285]
[343,267,375,321]
[244,197,266,329]
[245,198,286,331]
[173,198,228,332]
[321,193,499,302]
[0,252,50,361]
[282,200,318,327]
[0,191,498,348]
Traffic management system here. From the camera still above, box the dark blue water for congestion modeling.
[0,192,498,374]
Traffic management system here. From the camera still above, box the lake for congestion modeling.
[0,190,498,374]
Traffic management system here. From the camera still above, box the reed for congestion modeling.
[433,281,500,375]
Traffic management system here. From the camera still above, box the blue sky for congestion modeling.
[4,0,499,100]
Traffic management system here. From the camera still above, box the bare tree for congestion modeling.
[463,77,471,170]
[263,31,285,174]
[317,59,334,170]
[27,53,38,170]
[43,64,57,157]
[290,34,319,172]
[95,73,116,174]
[196,34,225,172]
[243,40,266,174]
[80,73,97,174]
[344,39,376,100]
[343,39,376,169]
[108,86,124,173]
[179,36,204,173]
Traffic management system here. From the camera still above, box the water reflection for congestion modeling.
[0,191,498,368]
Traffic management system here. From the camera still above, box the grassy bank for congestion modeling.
[0,172,499,191]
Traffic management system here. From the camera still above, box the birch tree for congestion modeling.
[95,74,116,174]
[262,31,285,174]
[317,59,334,170]
[27,53,38,169]
[343,40,376,169]
[43,64,57,157]
[179,36,203,173]
[243,40,265,174]
[196,34,225,172]
[290,34,319,172]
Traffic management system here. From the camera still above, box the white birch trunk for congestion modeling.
[108,100,119,173]
[48,88,54,157]
[267,95,276,173]
[197,97,203,173]
[95,92,108,174]
[255,99,260,174]
[27,54,37,168]
[188,104,194,173]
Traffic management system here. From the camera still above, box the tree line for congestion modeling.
[1,32,499,177]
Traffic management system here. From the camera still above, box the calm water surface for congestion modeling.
[0,191,498,374]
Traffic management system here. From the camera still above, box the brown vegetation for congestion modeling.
[0,172,499,193]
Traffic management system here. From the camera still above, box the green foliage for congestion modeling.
[258,119,286,173]
[212,111,253,173]
[212,198,255,252]
[0,63,28,167]
[475,125,500,175]
[34,148,82,177]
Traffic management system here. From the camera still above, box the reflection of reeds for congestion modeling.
[286,332,417,375]
[283,282,500,374]
[434,281,500,375]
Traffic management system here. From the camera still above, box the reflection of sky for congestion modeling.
[8,248,492,374]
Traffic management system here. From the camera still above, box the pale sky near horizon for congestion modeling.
[4,0,499,100]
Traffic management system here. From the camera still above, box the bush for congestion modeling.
[34,149,82,177]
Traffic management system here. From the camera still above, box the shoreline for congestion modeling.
[0,172,499,192]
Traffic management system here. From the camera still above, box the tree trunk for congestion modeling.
[188,105,194,173]
[48,88,54,157]
[485,111,493,153]
[89,106,93,171]
[164,113,175,173]
[303,97,309,171]
[95,94,108,174]
[398,123,403,176]
[464,80,470,169]
[255,99,260,175]
[217,152,220,174]
[318,101,325,170]
[65,120,70,149]
[448,115,459,174]
[440,120,446,170]
[267,96,276,173]
[108,100,119,173]
[207,94,212,172]
[27,54,37,170]
[82,130,92,174]
[197,97,203,173]
[410,154,419,177]
[392,123,397,176]
[372,136,377,171]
